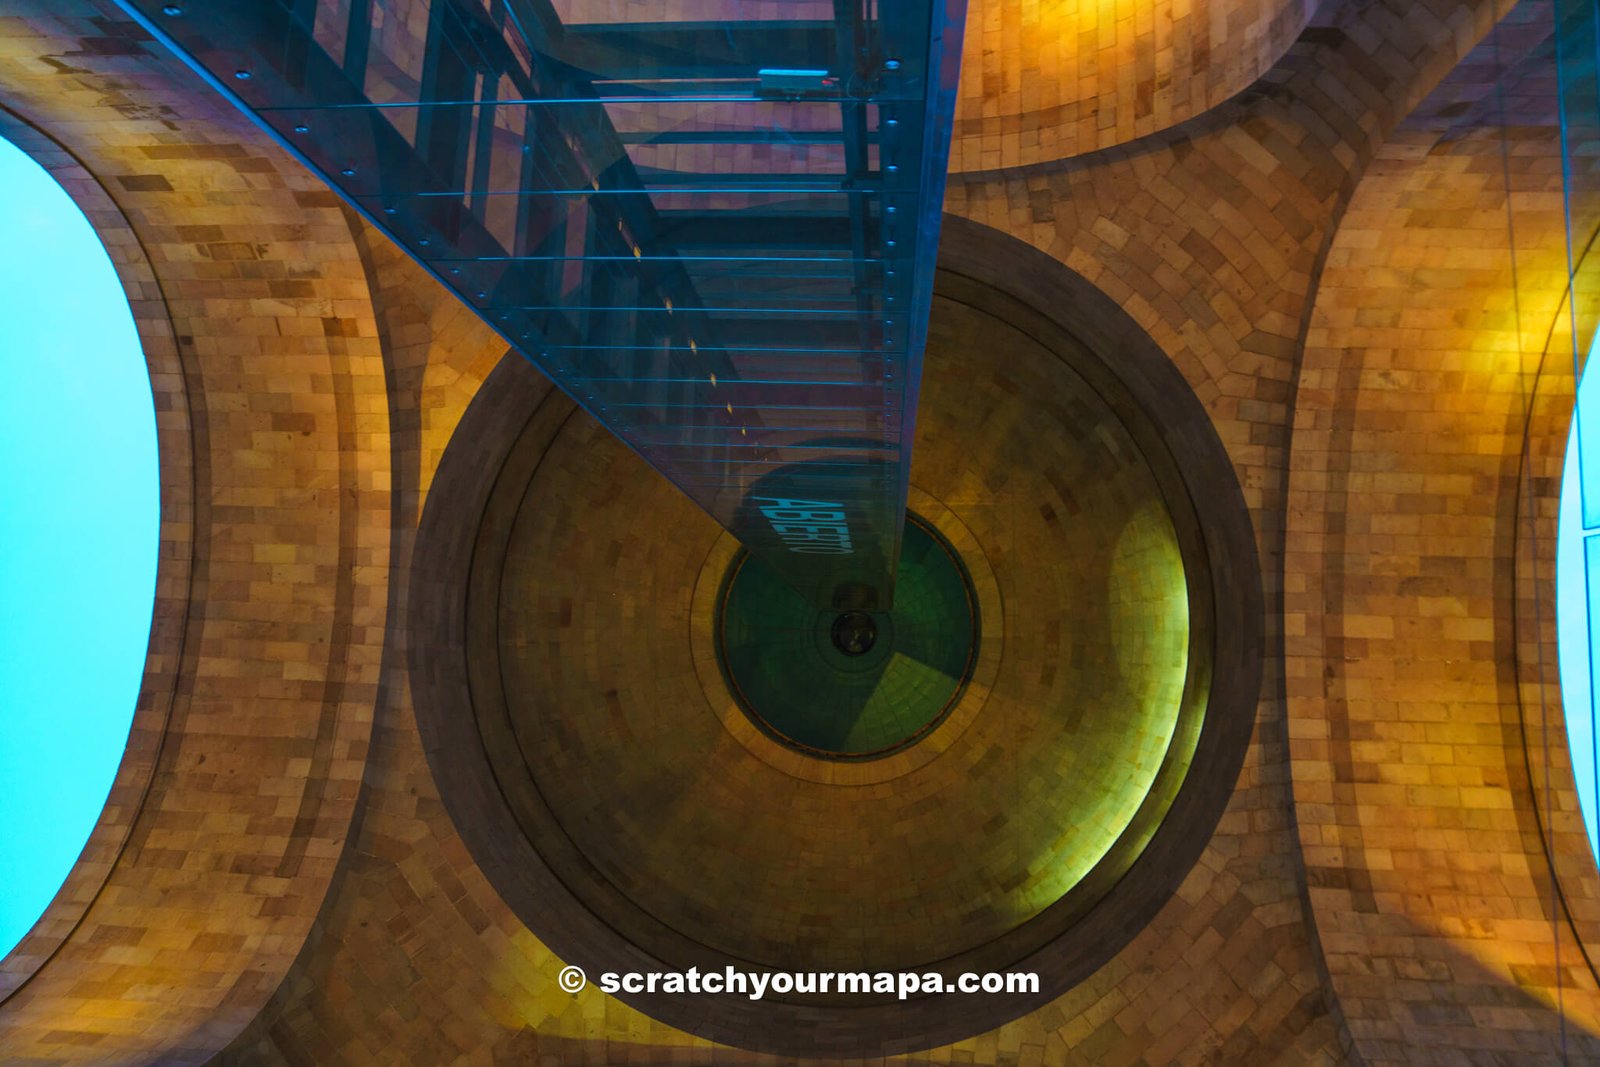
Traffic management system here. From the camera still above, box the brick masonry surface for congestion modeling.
[952,0,1316,171]
[0,6,391,1063]
[3,0,1600,1064]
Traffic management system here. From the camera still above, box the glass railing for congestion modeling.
[117,0,965,610]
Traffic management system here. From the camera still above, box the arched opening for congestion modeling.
[0,133,159,960]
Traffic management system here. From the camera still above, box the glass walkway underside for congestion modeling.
[119,0,965,610]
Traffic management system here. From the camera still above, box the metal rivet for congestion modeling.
[292,124,309,133]
[233,70,251,80]
[884,59,901,70]
[161,4,182,14]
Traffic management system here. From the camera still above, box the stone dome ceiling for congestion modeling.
[952,0,1316,170]
[11,2,1600,1063]
[409,239,1262,1055]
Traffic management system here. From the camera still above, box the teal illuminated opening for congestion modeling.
[0,134,159,960]
[1558,332,1600,864]
[116,0,966,612]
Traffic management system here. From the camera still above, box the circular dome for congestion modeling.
[411,225,1261,1056]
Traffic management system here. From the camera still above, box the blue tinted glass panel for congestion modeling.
[116,0,966,610]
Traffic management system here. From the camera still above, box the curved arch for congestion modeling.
[1285,83,1600,1064]
[1510,217,1600,995]
[0,107,191,1009]
[0,38,392,1061]
[951,0,1317,171]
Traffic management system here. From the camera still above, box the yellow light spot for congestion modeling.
[709,373,718,387]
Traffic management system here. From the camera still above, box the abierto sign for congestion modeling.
[752,497,855,555]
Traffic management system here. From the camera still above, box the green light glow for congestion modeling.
[998,496,1192,920]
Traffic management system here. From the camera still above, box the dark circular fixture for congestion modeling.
[830,610,877,655]
[715,513,977,760]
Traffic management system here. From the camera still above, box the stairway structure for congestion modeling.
[119,0,964,610]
